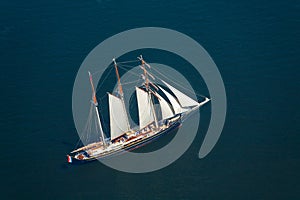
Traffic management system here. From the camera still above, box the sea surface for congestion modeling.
[0,0,299,199]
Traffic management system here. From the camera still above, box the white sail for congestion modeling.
[108,93,130,140]
[158,85,183,114]
[156,92,174,120]
[161,80,199,107]
[136,87,155,129]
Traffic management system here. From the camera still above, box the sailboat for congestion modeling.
[67,55,210,164]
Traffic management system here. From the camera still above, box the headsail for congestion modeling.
[161,80,199,108]
[136,87,155,129]
[156,92,174,120]
[158,85,183,114]
[108,93,130,140]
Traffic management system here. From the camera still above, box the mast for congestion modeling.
[112,58,130,130]
[88,71,107,147]
[113,58,123,97]
[138,55,159,128]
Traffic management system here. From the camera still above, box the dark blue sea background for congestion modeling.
[1,0,299,199]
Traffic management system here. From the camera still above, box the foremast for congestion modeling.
[88,71,107,147]
[138,55,159,129]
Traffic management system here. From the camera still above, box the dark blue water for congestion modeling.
[1,0,299,199]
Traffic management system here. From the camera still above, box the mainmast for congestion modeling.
[88,71,107,147]
[138,55,159,128]
[112,58,130,131]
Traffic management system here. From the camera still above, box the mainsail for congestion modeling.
[136,87,155,129]
[161,80,199,108]
[156,92,174,120]
[108,93,130,140]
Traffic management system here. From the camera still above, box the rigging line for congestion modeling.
[90,60,139,77]
[85,104,93,134]
[75,103,93,149]
[118,63,136,69]
[120,75,142,91]
[181,108,199,123]
[122,79,142,92]
[118,63,137,68]
[95,66,114,93]
[120,79,142,86]
[150,66,207,98]
[91,64,114,76]
[117,59,140,64]
[117,64,152,84]
[117,65,141,78]
[119,65,140,76]
[74,138,82,149]
[135,74,143,87]
[96,93,108,101]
